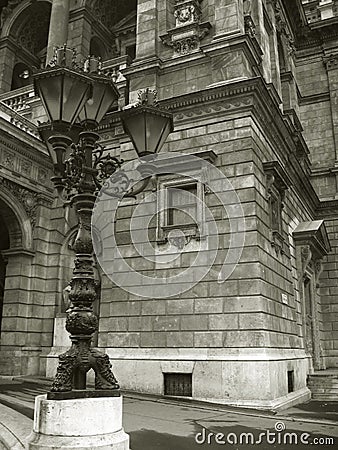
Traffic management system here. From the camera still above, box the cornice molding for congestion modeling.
[122,57,163,78]
[317,199,338,218]
[298,91,330,105]
[0,129,51,170]
[105,76,320,218]
[293,219,331,259]
[201,34,263,68]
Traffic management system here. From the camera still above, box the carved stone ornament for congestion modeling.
[323,53,338,71]
[0,0,22,30]
[244,15,256,38]
[0,177,40,228]
[167,229,192,249]
[174,0,201,26]
[301,245,313,275]
[273,0,295,55]
[161,0,211,56]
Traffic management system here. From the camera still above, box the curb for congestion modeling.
[5,376,338,427]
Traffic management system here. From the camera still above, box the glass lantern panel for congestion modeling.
[62,75,91,124]
[94,84,118,123]
[123,113,147,156]
[37,76,62,122]
[78,82,116,124]
[153,116,172,154]
[145,113,171,154]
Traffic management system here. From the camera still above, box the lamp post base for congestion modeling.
[27,394,130,450]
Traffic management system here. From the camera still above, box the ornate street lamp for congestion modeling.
[121,89,173,158]
[33,47,173,398]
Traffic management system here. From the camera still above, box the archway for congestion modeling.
[0,192,35,375]
[90,36,106,59]
[0,0,51,92]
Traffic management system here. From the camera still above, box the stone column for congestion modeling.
[46,0,70,65]
[213,0,244,39]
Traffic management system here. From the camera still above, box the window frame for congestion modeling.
[156,177,206,245]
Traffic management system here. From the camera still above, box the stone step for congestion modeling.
[312,395,338,401]
[311,388,338,395]
[308,373,338,401]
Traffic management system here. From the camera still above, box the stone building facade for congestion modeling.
[0,0,337,409]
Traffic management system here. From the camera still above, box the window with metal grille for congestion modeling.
[287,370,294,393]
[163,373,192,397]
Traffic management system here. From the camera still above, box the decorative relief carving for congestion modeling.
[174,0,201,26]
[243,0,256,38]
[18,7,50,54]
[0,0,22,30]
[0,177,40,228]
[173,97,253,122]
[38,168,48,185]
[160,0,211,56]
[263,161,291,256]
[167,229,193,249]
[244,15,256,38]
[273,0,295,55]
[20,159,32,177]
[301,245,312,275]
[323,53,338,71]
[3,151,15,170]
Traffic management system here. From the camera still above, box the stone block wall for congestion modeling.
[320,218,338,368]
[95,78,318,405]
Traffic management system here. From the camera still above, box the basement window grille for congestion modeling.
[287,370,294,393]
[163,373,192,397]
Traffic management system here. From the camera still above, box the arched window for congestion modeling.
[90,36,106,59]
[0,1,51,92]
[11,62,31,89]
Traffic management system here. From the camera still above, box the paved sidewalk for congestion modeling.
[0,376,337,449]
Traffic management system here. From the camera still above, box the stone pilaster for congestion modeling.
[46,0,70,65]
[135,0,159,60]
[324,54,338,167]
[67,8,92,61]
[0,38,16,93]
[213,0,244,39]
[0,248,37,375]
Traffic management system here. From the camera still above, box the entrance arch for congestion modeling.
[0,191,36,374]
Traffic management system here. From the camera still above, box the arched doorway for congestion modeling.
[0,193,36,375]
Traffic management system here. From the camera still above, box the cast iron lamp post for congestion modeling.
[34,47,173,398]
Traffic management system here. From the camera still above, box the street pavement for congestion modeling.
[0,377,337,449]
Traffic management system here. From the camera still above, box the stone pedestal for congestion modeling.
[27,394,130,450]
